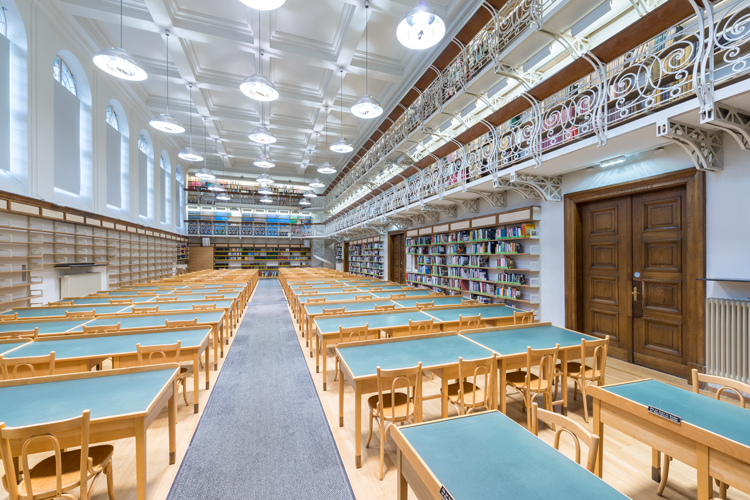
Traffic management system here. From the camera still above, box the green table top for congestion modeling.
[372,290,433,298]
[338,335,493,378]
[393,297,465,308]
[0,341,29,355]
[305,301,396,316]
[294,287,350,296]
[0,305,131,318]
[604,379,750,448]
[399,411,630,500]
[298,293,372,304]
[166,292,240,301]
[463,325,597,355]
[290,284,338,289]
[59,296,157,305]
[106,290,175,296]
[145,299,233,312]
[5,329,211,359]
[66,311,224,333]
[425,305,517,322]
[0,368,176,427]
[315,310,440,335]
[0,319,88,335]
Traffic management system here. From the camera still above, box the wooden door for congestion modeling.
[389,233,406,284]
[581,198,633,361]
[631,187,688,375]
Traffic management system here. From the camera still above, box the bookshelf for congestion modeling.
[178,244,188,262]
[348,237,384,279]
[213,243,311,278]
[405,206,541,310]
[186,207,312,238]
[186,177,308,207]
[335,243,344,262]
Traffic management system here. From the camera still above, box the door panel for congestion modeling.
[389,233,406,284]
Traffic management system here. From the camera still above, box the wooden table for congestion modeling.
[2,328,211,412]
[336,332,493,468]
[391,411,632,500]
[0,365,179,500]
[590,379,750,500]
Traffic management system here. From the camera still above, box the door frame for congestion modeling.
[388,230,406,284]
[564,168,706,376]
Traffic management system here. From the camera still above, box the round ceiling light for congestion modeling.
[150,113,185,134]
[299,198,311,206]
[303,189,317,198]
[396,6,446,50]
[94,47,147,81]
[351,95,383,119]
[239,0,285,10]
[309,178,325,188]
[248,126,277,144]
[178,146,203,162]
[240,73,279,101]
[330,137,353,153]
[257,172,274,185]
[195,168,216,182]
[253,155,275,169]
[259,195,273,204]
[317,162,336,175]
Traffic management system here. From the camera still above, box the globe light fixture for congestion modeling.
[254,154,275,169]
[93,0,147,81]
[397,5,446,50]
[260,195,273,204]
[257,172,274,185]
[309,178,325,188]
[317,162,336,175]
[239,0,285,10]
[179,84,204,162]
[352,2,383,119]
[150,30,184,134]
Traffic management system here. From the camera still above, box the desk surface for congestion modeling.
[338,335,492,378]
[315,310,440,334]
[61,296,158,305]
[396,411,630,500]
[463,325,597,355]
[66,311,224,333]
[602,379,750,448]
[304,300,397,316]
[371,290,433,298]
[0,368,176,427]
[1,305,130,318]
[298,292,372,304]
[393,297,464,308]
[3,329,211,359]
[0,341,30,355]
[425,305,517,322]
[0,319,88,334]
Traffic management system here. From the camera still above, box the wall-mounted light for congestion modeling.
[600,156,626,168]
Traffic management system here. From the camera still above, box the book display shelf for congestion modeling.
[186,207,312,238]
[348,237,384,279]
[186,177,308,207]
[405,206,540,309]
[213,243,311,278]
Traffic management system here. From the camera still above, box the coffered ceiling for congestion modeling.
[58,0,480,189]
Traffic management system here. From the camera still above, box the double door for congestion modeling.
[389,233,406,284]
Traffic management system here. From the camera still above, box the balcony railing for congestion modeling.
[326,0,750,235]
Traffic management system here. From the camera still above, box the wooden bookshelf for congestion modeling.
[348,237,384,279]
[404,206,541,310]
[213,243,311,278]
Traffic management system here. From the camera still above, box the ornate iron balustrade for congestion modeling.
[325,0,750,236]
[186,221,316,238]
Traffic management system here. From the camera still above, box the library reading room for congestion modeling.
[0,0,748,499]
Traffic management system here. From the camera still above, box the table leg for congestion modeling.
[135,418,148,500]
[193,352,200,413]
[168,387,176,462]
[652,449,662,482]
[397,450,408,500]
[593,398,604,478]
[212,328,218,371]
[322,338,328,391]
[221,323,226,353]
[696,443,711,500]
[315,334,320,369]
[355,381,362,469]
[499,359,507,414]
[560,350,568,416]
[441,375,449,419]
[204,347,210,390]
[339,364,345,427]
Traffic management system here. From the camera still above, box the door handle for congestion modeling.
[632,287,638,302]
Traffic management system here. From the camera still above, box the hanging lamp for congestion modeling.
[93,0,147,81]
[178,84,204,162]
[331,68,353,153]
[240,16,279,101]
[249,98,276,144]
[309,178,325,188]
[317,108,336,174]
[396,2,446,50]
[303,189,317,198]
[239,0,285,10]
[195,117,216,181]
[150,30,184,133]
[351,1,383,119]
[254,145,275,168]
[299,197,311,206]
[258,184,273,195]
[215,141,231,200]
[259,195,273,203]
[257,172,274,185]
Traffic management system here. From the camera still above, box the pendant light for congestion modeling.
[239,0,285,10]
[257,172,274,185]
[249,99,276,144]
[260,195,273,204]
[258,184,273,195]
[216,191,231,201]
[150,30,184,133]
[195,117,216,181]
[254,146,275,168]
[93,0,147,81]
[215,142,231,201]
[303,189,317,198]
[317,109,336,174]
[309,178,325,188]
[179,84,204,162]
[397,2,446,50]
[240,15,278,101]
[299,197,311,206]
[351,1,383,119]
[331,68,353,153]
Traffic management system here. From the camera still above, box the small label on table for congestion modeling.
[440,485,455,500]
[648,405,682,424]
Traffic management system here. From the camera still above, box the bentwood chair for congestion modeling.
[342,288,358,293]
[0,352,56,380]
[462,299,478,305]
[444,354,496,415]
[428,292,443,297]
[514,310,534,325]
[136,341,191,406]
[192,304,216,311]
[334,325,371,382]
[65,310,96,319]
[109,299,133,305]
[0,328,39,341]
[506,344,560,430]
[556,337,609,423]
[531,402,600,473]
[88,293,108,298]
[82,323,121,334]
[390,293,407,300]
[132,306,159,314]
[322,307,345,316]
[374,304,395,311]
[355,295,371,301]
[136,292,156,296]
[156,297,177,302]
[165,319,198,328]
[56,301,74,306]
[415,301,434,310]
[0,410,116,500]
[307,297,327,305]
[367,363,423,480]
[657,370,750,498]
[408,319,435,336]
[204,294,224,300]
[368,287,383,292]
[458,314,482,330]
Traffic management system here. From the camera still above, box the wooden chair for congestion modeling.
[137,341,191,406]
[217,288,234,293]
[192,304,216,311]
[415,301,434,310]
[334,324,372,382]
[55,301,74,306]
[458,314,482,330]
[444,354,496,415]
[0,313,17,321]
[0,328,39,341]
[408,319,435,336]
[307,297,327,305]
[342,288,358,293]
[657,370,750,498]
[390,293,406,300]
[88,293,108,298]
[204,294,224,300]
[82,323,121,334]
[374,304,395,311]
[298,285,313,289]
[321,307,345,316]
[368,287,383,292]
[0,352,56,380]
[366,363,423,480]
[136,291,156,296]
[355,295,371,301]
[109,299,133,305]
[156,297,177,302]
[461,299,478,305]
[158,286,174,290]
[174,290,191,295]
[428,292,443,297]
[132,306,159,314]
[506,344,560,430]
[0,410,115,500]
[165,319,198,328]
[514,310,534,325]
[557,337,609,423]
[65,310,96,318]
[531,402,600,473]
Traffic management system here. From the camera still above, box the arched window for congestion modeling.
[106,105,118,130]
[106,100,128,211]
[0,4,7,38]
[137,130,153,219]
[175,166,184,229]
[53,56,76,96]
[138,134,148,153]
[160,152,171,224]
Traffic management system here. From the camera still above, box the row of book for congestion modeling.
[406,224,536,247]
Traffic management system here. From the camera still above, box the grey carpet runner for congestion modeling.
[167,280,355,500]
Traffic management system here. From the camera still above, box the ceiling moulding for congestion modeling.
[269,3,356,59]
[323,0,703,225]
[164,0,254,43]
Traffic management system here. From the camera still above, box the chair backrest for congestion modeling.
[342,288,358,293]
[531,402,600,473]
[322,307,345,316]
[0,313,17,321]
[428,292,443,297]
[82,323,120,334]
[0,328,39,341]
[375,363,423,423]
[338,324,371,344]
[307,297,327,305]
[55,301,74,306]
[462,299,478,306]
[156,297,177,302]
[375,304,395,311]
[415,301,434,310]
[65,310,95,318]
[137,291,156,296]
[390,293,406,300]
[110,299,133,305]
[408,318,435,336]
[193,303,216,311]
[0,352,56,380]
[0,411,91,500]
[456,354,496,414]
[580,337,609,383]
[137,341,181,365]
[158,286,174,290]
[459,314,482,330]
[132,306,159,314]
[88,293,108,298]
[298,285,313,289]
[217,288,234,293]
[165,319,198,328]
[691,369,750,408]
[514,310,534,325]
[368,287,383,292]
[205,294,224,300]
[355,295,371,301]
[525,344,560,390]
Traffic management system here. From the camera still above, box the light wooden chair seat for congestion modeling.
[506,371,550,391]
[0,328,39,341]
[565,362,602,379]
[65,310,95,318]
[137,342,191,407]
[531,402,600,473]
[366,392,410,417]
[82,323,120,334]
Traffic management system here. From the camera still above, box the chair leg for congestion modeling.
[181,376,189,406]
[366,412,374,448]
[580,381,589,423]
[719,480,728,500]
[657,455,671,496]
[334,358,339,382]
[573,379,578,401]
[105,461,116,500]
[379,422,386,481]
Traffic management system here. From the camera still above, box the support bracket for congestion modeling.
[455,199,479,214]
[656,119,723,172]
[467,190,507,208]
[702,103,750,151]
[421,203,457,218]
